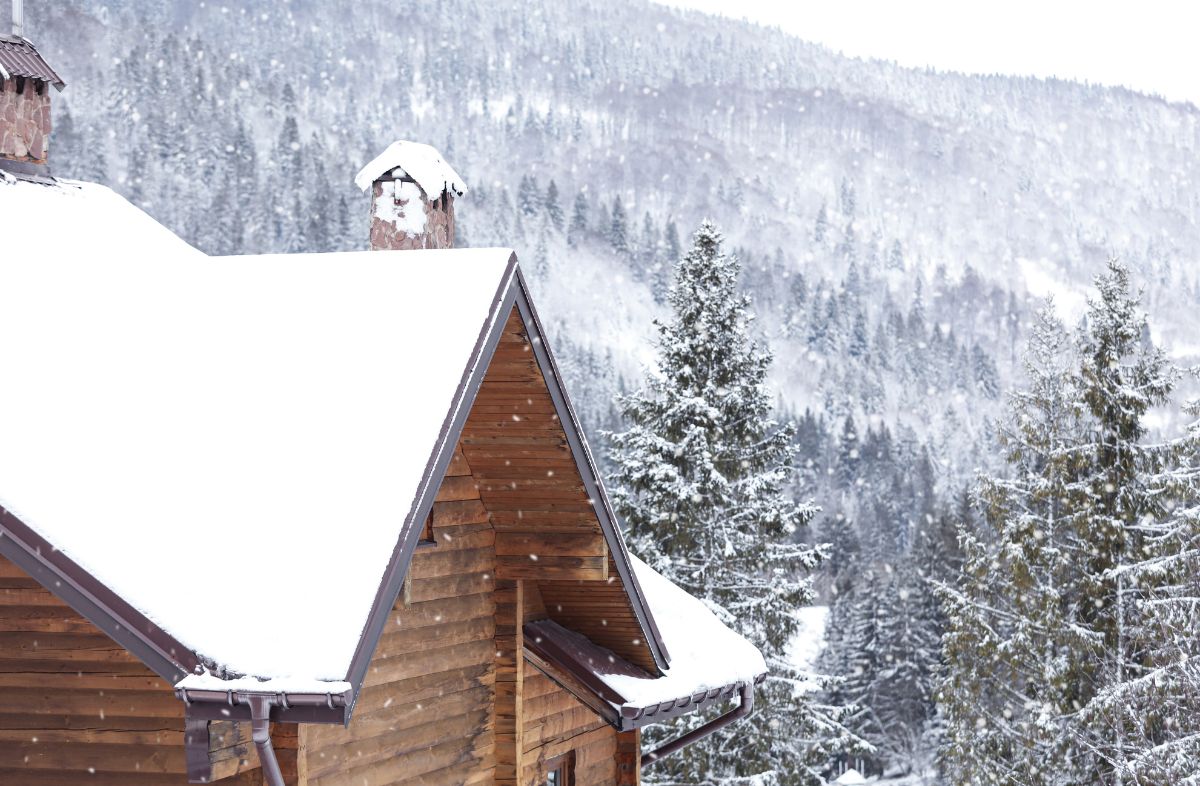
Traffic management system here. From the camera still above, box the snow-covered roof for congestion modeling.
[619,555,766,703]
[834,769,868,785]
[527,555,766,718]
[354,140,468,198]
[0,177,513,686]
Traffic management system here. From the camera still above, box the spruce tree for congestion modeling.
[567,190,588,247]
[544,180,564,231]
[941,262,1183,786]
[607,221,860,785]
[609,195,629,255]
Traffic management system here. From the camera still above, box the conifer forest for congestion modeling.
[21,0,1200,783]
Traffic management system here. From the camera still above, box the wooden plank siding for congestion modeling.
[462,308,657,674]
[300,445,498,786]
[0,554,269,785]
[521,671,618,786]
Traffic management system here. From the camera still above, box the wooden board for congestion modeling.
[0,555,267,784]
[300,446,498,786]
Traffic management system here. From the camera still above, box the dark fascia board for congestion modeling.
[512,269,671,672]
[524,619,763,732]
[341,252,520,710]
[0,505,199,683]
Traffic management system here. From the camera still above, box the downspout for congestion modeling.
[246,694,286,786]
[642,683,755,767]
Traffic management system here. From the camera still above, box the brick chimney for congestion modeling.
[354,141,466,251]
[0,1,65,174]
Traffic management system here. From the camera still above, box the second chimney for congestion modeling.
[354,141,466,251]
[0,2,66,174]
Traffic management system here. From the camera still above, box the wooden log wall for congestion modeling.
[300,444,498,786]
[0,554,269,785]
[521,670,617,786]
[463,308,658,673]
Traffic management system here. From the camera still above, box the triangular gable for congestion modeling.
[343,268,669,710]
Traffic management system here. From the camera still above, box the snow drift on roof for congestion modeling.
[354,140,468,198]
[0,177,514,683]
[574,555,767,708]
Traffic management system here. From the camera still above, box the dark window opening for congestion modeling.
[419,511,435,545]
[15,76,26,95]
[545,752,575,786]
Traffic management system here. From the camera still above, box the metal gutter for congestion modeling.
[512,270,671,673]
[524,619,764,733]
[642,683,755,767]
[177,686,350,784]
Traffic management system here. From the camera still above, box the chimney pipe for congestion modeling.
[12,0,23,38]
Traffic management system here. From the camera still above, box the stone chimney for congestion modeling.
[354,141,466,251]
[0,1,65,174]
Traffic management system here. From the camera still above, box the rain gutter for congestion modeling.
[642,682,755,767]
[176,686,350,784]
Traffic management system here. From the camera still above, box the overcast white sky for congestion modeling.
[654,0,1200,107]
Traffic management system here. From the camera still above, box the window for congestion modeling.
[417,511,436,547]
[545,752,575,786]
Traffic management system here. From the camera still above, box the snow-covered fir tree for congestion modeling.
[940,303,1088,785]
[607,221,861,785]
[1101,396,1200,784]
[941,262,1184,786]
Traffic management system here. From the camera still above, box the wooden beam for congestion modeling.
[495,555,608,582]
[494,579,524,786]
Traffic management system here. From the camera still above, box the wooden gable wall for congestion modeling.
[0,554,279,785]
[300,444,498,786]
[463,308,658,674]
[301,305,650,786]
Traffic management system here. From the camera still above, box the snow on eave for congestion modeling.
[354,140,468,199]
[176,672,352,696]
[526,556,767,714]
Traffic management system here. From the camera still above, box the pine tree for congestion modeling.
[607,221,861,785]
[567,190,588,246]
[544,179,564,231]
[940,303,1089,786]
[609,195,629,255]
[814,200,829,244]
[518,174,541,216]
[1071,260,1179,782]
[941,263,1183,786]
[1105,398,1200,784]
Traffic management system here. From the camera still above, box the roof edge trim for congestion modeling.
[0,505,199,682]
[341,252,520,709]
[511,269,671,672]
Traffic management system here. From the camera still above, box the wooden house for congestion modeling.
[0,24,767,786]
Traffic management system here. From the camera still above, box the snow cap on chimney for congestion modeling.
[356,141,466,251]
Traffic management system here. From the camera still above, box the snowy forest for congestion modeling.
[19,0,1200,783]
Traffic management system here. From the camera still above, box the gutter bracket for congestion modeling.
[247,694,287,786]
[642,683,755,768]
[184,716,213,784]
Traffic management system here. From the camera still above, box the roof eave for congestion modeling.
[0,504,199,683]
